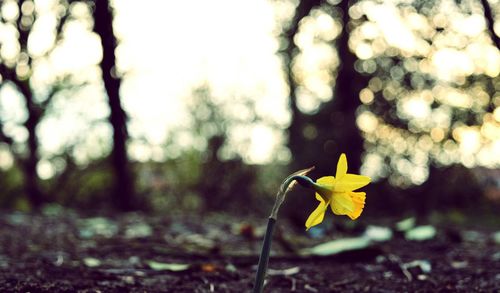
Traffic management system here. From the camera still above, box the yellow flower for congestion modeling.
[305,153,371,230]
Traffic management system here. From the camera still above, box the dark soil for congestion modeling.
[0,210,498,292]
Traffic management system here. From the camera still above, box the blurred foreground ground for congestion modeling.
[0,208,499,292]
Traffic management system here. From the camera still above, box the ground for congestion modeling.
[0,208,498,292]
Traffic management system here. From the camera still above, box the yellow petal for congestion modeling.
[316,176,335,185]
[305,200,329,230]
[346,192,366,220]
[314,176,335,201]
[336,153,348,179]
[335,174,371,192]
[330,192,355,215]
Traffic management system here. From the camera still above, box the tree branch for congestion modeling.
[0,63,33,101]
[479,0,500,51]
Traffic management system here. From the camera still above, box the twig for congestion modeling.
[304,284,318,292]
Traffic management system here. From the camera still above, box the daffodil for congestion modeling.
[254,162,369,292]
[305,153,371,230]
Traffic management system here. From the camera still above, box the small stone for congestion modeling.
[451,261,468,269]
[417,274,427,281]
[121,276,135,284]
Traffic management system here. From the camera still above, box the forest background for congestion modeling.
[0,0,499,226]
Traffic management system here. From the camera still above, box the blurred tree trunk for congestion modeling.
[93,0,135,211]
[286,0,365,175]
[0,68,44,208]
[319,0,365,173]
[0,0,46,208]
[23,85,44,207]
[284,0,323,172]
[16,0,44,208]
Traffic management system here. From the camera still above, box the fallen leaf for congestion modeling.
[301,237,371,256]
[225,263,237,273]
[267,266,300,276]
[78,217,118,239]
[200,263,217,273]
[405,225,436,241]
[395,217,416,232]
[492,231,500,244]
[83,257,101,267]
[125,223,153,239]
[364,225,393,242]
[147,261,190,271]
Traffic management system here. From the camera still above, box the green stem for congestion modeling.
[253,174,315,293]
[252,217,276,293]
[270,175,314,220]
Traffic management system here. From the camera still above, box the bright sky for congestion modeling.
[7,0,292,168]
[112,0,289,163]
